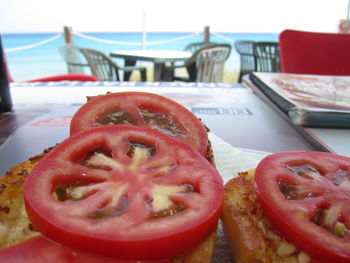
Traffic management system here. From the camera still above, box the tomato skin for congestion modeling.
[0,236,170,263]
[69,92,208,156]
[254,151,350,263]
[24,126,223,260]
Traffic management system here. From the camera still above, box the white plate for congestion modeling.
[209,133,271,183]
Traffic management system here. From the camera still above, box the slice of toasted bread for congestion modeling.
[221,170,312,263]
[0,142,217,262]
[0,150,48,248]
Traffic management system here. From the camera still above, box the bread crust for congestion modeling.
[0,141,217,262]
[221,170,308,263]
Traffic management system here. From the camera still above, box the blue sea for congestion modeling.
[3,32,278,81]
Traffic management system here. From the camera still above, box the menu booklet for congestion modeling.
[248,72,350,128]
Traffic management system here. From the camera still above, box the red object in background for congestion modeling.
[24,73,98,82]
[279,29,350,76]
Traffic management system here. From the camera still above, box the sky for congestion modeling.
[1,0,349,34]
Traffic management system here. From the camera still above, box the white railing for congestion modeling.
[73,31,201,46]
[5,33,62,52]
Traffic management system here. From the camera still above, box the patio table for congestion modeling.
[110,50,192,81]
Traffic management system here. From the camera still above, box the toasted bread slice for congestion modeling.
[0,151,48,248]
[0,142,217,262]
[221,170,311,263]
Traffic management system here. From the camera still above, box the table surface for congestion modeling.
[110,50,192,63]
[0,81,320,176]
[0,81,347,263]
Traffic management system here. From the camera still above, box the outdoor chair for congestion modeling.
[80,48,147,81]
[165,41,216,74]
[168,44,231,83]
[58,44,90,74]
[234,41,256,82]
[253,42,281,73]
[183,41,216,53]
[279,29,350,75]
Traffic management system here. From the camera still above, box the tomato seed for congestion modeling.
[94,110,136,126]
[79,147,113,170]
[127,142,156,158]
[140,109,184,136]
[327,168,350,186]
[54,185,85,201]
[150,203,185,219]
[286,164,322,180]
[89,196,129,219]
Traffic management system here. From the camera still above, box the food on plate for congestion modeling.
[221,151,350,263]
[70,92,208,156]
[0,145,217,263]
[0,125,222,262]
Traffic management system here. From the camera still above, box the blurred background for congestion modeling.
[2,0,349,82]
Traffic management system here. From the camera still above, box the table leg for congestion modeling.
[153,63,164,81]
[124,59,136,81]
[154,63,173,81]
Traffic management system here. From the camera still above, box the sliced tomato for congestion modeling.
[0,236,169,263]
[69,92,208,156]
[254,151,350,263]
[24,126,223,260]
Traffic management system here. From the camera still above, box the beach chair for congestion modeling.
[80,48,147,81]
[279,29,350,75]
[234,41,256,82]
[253,42,281,73]
[168,44,231,83]
[58,44,90,74]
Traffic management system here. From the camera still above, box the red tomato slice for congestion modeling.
[70,92,208,156]
[254,151,350,263]
[24,126,223,260]
[0,236,169,263]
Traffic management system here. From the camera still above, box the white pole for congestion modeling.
[345,0,350,30]
[343,0,350,33]
[141,11,147,50]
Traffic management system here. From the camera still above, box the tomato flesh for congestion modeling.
[0,236,169,263]
[70,92,208,156]
[24,126,223,260]
[254,151,350,263]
